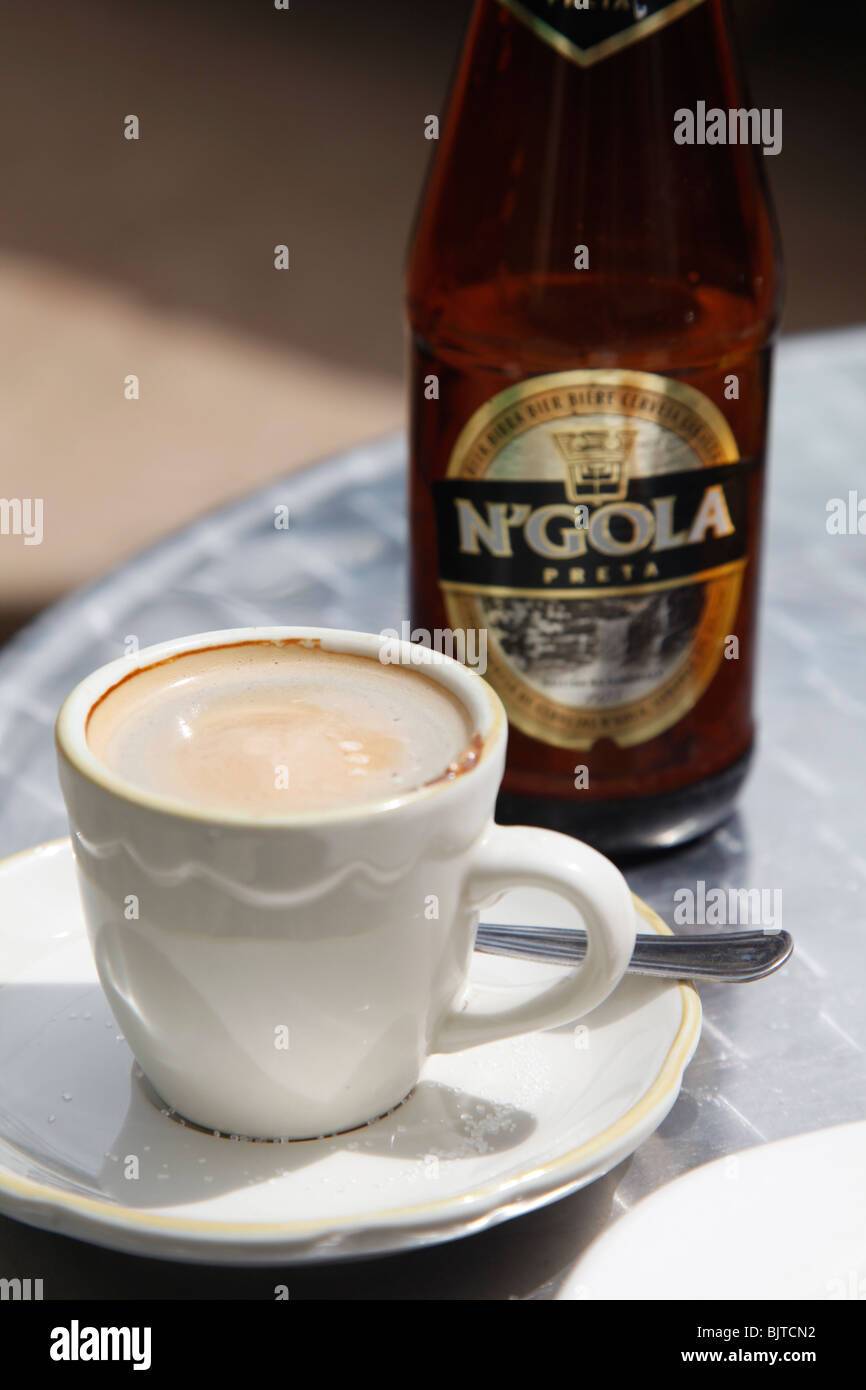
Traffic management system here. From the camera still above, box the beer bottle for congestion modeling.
[407,0,782,853]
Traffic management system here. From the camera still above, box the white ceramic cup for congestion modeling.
[56,626,636,1140]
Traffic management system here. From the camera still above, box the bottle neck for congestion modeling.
[410,0,780,340]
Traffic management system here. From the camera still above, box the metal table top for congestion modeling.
[1,328,864,1299]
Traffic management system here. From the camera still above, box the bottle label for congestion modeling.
[495,0,708,68]
[434,369,748,749]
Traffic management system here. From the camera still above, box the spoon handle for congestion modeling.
[475,925,794,982]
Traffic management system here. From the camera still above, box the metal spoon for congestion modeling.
[475,924,793,982]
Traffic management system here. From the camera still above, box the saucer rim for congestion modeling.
[0,837,701,1261]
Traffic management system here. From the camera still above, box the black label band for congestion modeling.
[433,461,750,596]
[495,0,708,67]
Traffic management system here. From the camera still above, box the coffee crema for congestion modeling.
[86,642,477,815]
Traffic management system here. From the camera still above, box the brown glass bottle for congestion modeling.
[407,0,782,854]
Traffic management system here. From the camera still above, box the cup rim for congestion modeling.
[55,625,506,829]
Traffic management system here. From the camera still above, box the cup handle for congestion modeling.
[433,824,636,1053]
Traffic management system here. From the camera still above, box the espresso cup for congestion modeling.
[55,626,635,1140]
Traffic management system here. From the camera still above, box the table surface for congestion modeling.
[1,328,864,1299]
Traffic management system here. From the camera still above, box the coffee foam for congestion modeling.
[86,642,476,815]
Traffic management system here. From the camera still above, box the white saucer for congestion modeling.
[558,1120,866,1300]
[0,839,700,1265]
